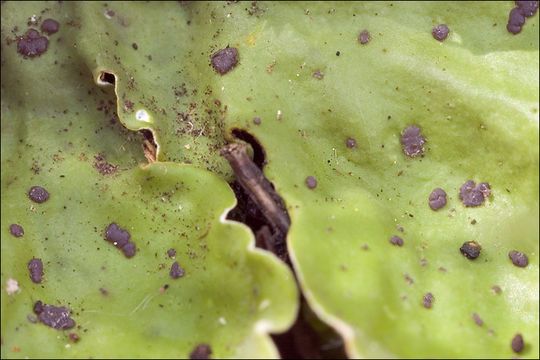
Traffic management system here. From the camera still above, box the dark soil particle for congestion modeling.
[9,224,24,237]
[459,180,490,207]
[17,29,48,57]
[170,261,185,279]
[472,313,483,326]
[460,241,481,260]
[132,42,138,50]
[69,333,80,342]
[312,70,324,79]
[190,344,212,359]
[432,24,450,41]
[511,333,524,353]
[305,176,317,189]
[400,125,425,157]
[422,293,434,308]
[41,18,59,35]
[33,301,43,315]
[428,188,447,211]
[28,258,44,283]
[37,304,75,330]
[167,248,176,258]
[389,235,403,246]
[28,186,50,203]
[508,250,528,267]
[358,30,371,44]
[210,47,239,75]
[346,138,357,148]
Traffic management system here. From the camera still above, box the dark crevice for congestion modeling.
[139,129,157,163]
[99,71,116,85]
[221,131,347,359]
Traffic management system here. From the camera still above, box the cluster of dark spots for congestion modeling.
[428,188,447,211]
[253,117,261,125]
[16,27,49,58]
[190,344,212,359]
[389,236,403,246]
[432,24,450,41]
[94,154,118,175]
[511,333,524,353]
[170,261,185,279]
[459,180,491,207]
[346,138,357,148]
[132,42,138,50]
[210,47,239,75]
[33,301,75,330]
[507,1,538,34]
[508,250,528,267]
[305,176,317,189]
[422,293,434,308]
[28,258,44,283]
[9,224,24,237]
[167,248,176,258]
[28,186,49,203]
[400,125,425,157]
[472,313,483,326]
[460,241,481,260]
[358,30,371,44]
[404,273,414,285]
[105,223,136,258]
[41,19,59,35]
[312,70,324,79]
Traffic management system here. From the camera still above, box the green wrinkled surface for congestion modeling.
[2,1,539,359]
[1,2,298,358]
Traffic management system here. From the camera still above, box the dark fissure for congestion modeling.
[222,129,346,359]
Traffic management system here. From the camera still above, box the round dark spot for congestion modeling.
[41,18,59,35]
[432,24,450,41]
[312,70,324,79]
[428,188,447,211]
[167,248,176,258]
[358,30,371,44]
[305,176,317,189]
[508,250,528,267]
[105,223,130,248]
[69,333,80,342]
[253,117,261,125]
[389,236,403,246]
[401,125,425,157]
[190,344,212,359]
[422,293,434,308]
[460,241,481,259]
[170,261,185,279]
[346,138,357,149]
[210,47,239,75]
[9,224,24,237]
[459,180,490,207]
[511,333,524,353]
[28,186,49,203]
[516,1,539,17]
[121,242,136,258]
[17,29,48,57]
[335,51,340,56]
[28,258,44,283]
[132,43,138,50]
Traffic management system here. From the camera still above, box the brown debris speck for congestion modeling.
[358,30,371,44]
[511,333,524,353]
[170,261,185,279]
[390,236,403,246]
[509,250,528,267]
[9,224,24,237]
[460,241,481,260]
[492,285,501,294]
[472,313,483,326]
[305,176,317,189]
[28,258,44,283]
[190,344,212,359]
[422,293,434,308]
[432,24,450,41]
[41,19,59,35]
[210,47,239,75]
[69,333,80,342]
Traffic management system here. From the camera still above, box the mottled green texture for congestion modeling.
[2,1,539,359]
[1,2,297,358]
